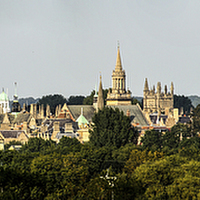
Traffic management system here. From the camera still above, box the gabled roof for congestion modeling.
[0,130,26,139]
[107,104,149,127]
[0,114,15,124]
[76,114,89,126]
[13,113,32,124]
[67,105,95,122]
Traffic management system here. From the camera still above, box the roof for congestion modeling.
[67,105,95,122]
[0,130,26,138]
[76,114,89,126]
[0,91,9,101]
[107,104,149,127]
[8,145,22,150]
[178,116,191,124]
[0,113,15,124]
[43,118,79,131]
[13,113,32,124]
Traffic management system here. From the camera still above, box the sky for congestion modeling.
[1,0,200,100]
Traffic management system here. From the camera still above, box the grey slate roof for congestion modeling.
[13,113,32,124]
[0,130,26,138]
[43,118,79,132]
[0,114,15,124]
[108,105,149,127]
[67,105,95,122]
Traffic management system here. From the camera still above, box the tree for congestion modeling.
[190,104,200,135]
[89,107,138,148]
[30,152,89,199]
[83,89,109,105]
[38,94,67,115]
[20,138,56,153]
[124,149,164,175]
[141,130,163,151]
[134,155,189,199]
[67,95,85,105]
[174,94,193,114]
[83,90,95,105]
[57,137,82,154]
[131,97,142,108]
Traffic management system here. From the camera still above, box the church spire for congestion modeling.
[115,43,122,72]
[13,82,18,102]
[97,75,104,110]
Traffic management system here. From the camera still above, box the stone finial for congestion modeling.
[55,105,59,117]
[46,104,50,117]
[171,82,174,95]
[164,85,167,94]
[22,103,26,111]
[144,78,149,92]
[157,82,161,94]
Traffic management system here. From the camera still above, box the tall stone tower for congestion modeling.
[143,78,174,114]
[106,45,131,105]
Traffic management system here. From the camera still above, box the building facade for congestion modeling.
[143,78,174,114]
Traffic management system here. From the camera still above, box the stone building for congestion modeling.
[0,89,10,113]
[106,45,131,105]
[143,78,174,114]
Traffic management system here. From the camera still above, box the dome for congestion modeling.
[0,91,9,101]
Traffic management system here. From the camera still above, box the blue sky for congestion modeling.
[1,0,200,99]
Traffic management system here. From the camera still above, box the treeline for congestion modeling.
[1,106,200,199]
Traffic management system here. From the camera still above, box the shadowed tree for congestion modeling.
[89,107,138,148]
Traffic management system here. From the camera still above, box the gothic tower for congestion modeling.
[106,45,131,105]
[143,78,174,114]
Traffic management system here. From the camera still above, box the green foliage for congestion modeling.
[83,89,109,105]
[83,90,95,105]
[141,130,163,151]
[133,155,189,199]
[38,94,67,114]
[57,137,82,154]
[4,140,22,150]
[124,149,164,175]
[190,104,200,135]
[89,107,139,148]
[20,138,56,154]
[67,95,85,105]
[174,94,193,114]
[131,97,142,108]
[30,152,89,199]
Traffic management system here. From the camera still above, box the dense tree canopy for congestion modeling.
[67,95,85,105]
[174,94,193,114]
[89,107,138,148]
[3,105,200,199]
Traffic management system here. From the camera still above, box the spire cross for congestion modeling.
[117,40,120,48]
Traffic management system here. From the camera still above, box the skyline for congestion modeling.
[1,1,200,100]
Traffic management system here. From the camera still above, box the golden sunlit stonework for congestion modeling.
[106,46,132,106]
[143,78,174,114]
